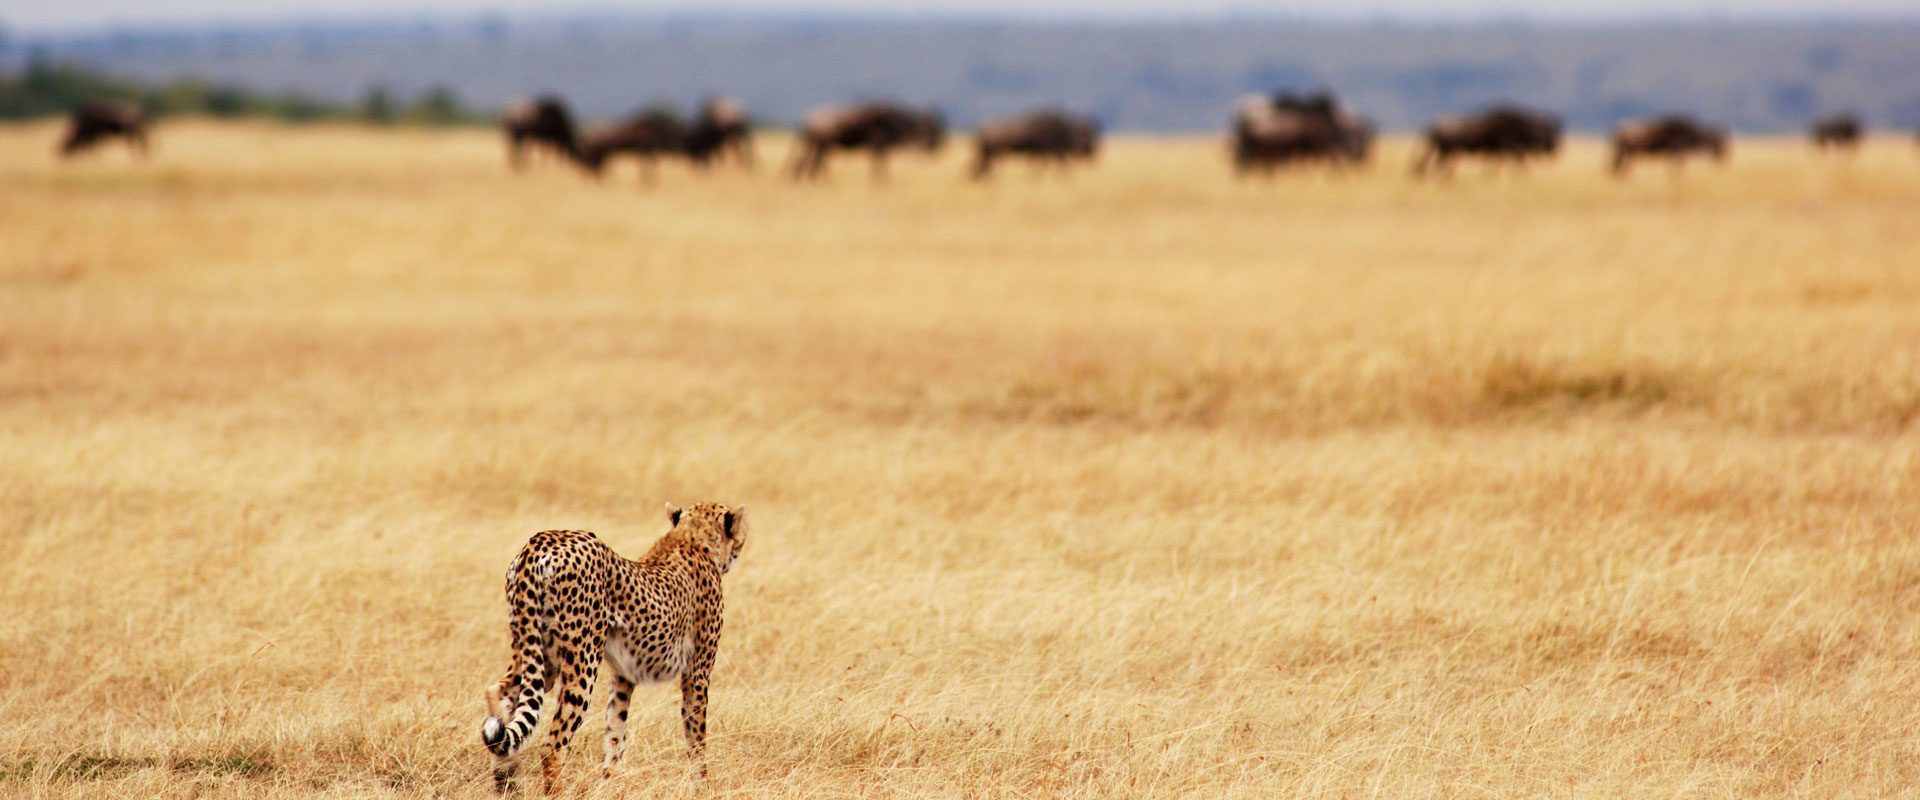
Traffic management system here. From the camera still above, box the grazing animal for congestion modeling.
[685,96,754,169]
[481,503,746,795]
[1231,91,1373,175]
[58,101,149,159]
[1412,105,1561,177]
[575,99,754,181]
[502,95,580,170]
[574,108,693,184]
[790,101,946,181]
[1331,109,1377,164]
[1811,113,1862,151]
[972,108,1099,179]
[1610,115,1728,176]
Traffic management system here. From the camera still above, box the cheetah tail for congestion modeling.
[481,684,508,748]
[482,653,548,757]
[482,577,549,758]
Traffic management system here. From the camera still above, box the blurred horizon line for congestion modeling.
[13,8,1920,133]
[11,6,1920,40]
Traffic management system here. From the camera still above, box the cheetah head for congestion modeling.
[667,501,746,575]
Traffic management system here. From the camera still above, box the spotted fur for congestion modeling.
[481,502,745,794]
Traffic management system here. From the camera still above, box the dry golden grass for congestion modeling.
[3,119,1919,799]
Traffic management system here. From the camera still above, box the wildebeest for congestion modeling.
[790,102,946,181]
[1412,105,1561,177]
[971,108,1099,179]
[501,95,579,170]
[568,99,756,183]
[1231,91,1374,175]
[1609,115,1728,176]
[1811,113,1862,151]
[1330,109,1376,164]
[59,101,149,159]
[684,96,754,169]
[574,108,693,184]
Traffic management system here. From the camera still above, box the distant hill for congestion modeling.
[7,16,1920,133]
[0,56,486,124]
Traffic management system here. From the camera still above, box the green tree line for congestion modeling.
[0,54,482,125]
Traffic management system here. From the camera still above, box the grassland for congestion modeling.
[2,121,1918,799]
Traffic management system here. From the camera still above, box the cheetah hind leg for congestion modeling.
[539,629,602,796]
[601,674,635,779]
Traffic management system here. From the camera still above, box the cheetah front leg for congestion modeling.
[601,673,635,778]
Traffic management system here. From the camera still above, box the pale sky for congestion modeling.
[3,0,1917,34]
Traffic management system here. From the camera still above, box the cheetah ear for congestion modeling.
[666,502,683,527]
[723,506,745,539]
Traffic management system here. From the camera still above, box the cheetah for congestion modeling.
[480,502,746,794]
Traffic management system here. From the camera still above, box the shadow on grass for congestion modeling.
[964,351,1690,431]
[1477,352,1675,413]
[0,748,274,782]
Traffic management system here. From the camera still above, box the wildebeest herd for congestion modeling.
[49,90,1914,183]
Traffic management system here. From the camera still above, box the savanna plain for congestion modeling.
[3,121,1919,799]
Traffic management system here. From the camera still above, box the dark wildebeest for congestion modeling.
[789,102,946,181]
[1609,115,1728,176]
[684,96,754,169]
[1231,91,1374,175]
[971,108,1099,179]
[1412,105,1561,178]
[1811,113,1862,151]
[575,108,693,184]
[1333,110,1377,164]
[59,102,149,159]
[501,95,579,170]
